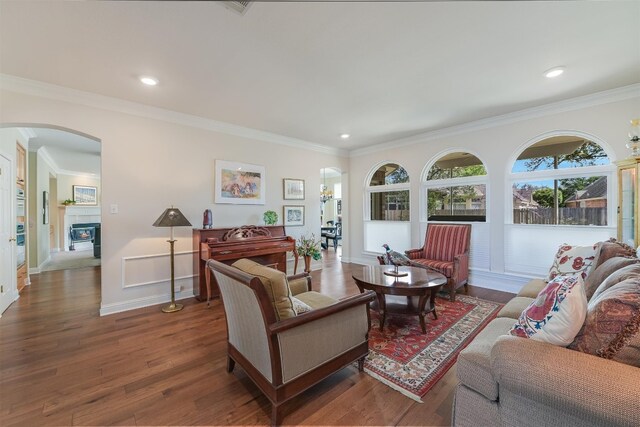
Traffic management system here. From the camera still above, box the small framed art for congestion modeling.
[283,205,304,226]
[73,185,97,205]
[283,178,305,200]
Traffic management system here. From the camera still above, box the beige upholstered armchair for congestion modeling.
[207,258,375,426]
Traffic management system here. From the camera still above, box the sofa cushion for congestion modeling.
[516,278,547,299]
[585,257,640,300]
[410,259,453,277]
[591,238,638,271]
[232,258,296,321]
[569,277,640,368]
[497,297,534,319]
[591,263,640,301]
[510,274,587,346]
[547,243,597,282]
[456,317,514,401]
[294,291,337,310]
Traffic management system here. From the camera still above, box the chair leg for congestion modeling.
[333,238,338,252]
[357,356,366,372]
[227,355,235,373]
[271,403,283,427]
[449,287,456,302]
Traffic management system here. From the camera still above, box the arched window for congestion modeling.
[363,162,411,253]
[510,136,611,226]
[423,152,487,222]
[367,163,410,221]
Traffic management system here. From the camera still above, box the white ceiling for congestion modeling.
[1,1,639,151]
[24,127,101,176]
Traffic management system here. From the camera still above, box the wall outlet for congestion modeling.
[110,204,118,214]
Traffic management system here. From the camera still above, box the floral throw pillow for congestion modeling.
[291,296,312,315]
[510,274,588,346]
[547,244,597,282]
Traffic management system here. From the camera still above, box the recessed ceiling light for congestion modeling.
[544,67,565,78]
[140,76,159,86]
[340,133,350,139]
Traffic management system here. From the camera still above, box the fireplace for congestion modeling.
[61,206,101,251]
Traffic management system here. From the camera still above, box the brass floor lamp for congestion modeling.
[153,207,192,313]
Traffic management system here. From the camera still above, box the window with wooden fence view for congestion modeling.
[511,136,609,226]
[369,163,410,221]
[426,152,487,222]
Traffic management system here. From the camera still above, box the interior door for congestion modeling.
[0,154,15,314]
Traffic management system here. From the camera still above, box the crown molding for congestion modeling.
[350,83,640,157]
[18,127,36,140]
[0,74,348,157]
[37,146,59,176]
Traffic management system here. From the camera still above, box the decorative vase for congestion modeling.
[304,255,312,273]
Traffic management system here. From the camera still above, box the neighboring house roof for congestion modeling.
[565,176,607,202]
[512,187,539,206]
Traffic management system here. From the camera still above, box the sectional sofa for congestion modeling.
[453,240,640,427]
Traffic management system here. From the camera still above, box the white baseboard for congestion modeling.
[99,288,194,316]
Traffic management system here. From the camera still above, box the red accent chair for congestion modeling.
[405,223,472,301]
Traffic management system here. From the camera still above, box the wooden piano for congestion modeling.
[193,225,298,303]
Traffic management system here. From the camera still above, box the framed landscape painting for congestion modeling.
[73,185,97,205]
[283,178,305,200]
[215,160,266,205]
[283,205,304,226]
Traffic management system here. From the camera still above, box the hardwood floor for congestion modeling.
[0,251,514,426]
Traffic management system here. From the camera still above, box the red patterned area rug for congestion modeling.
[363,294,502,402]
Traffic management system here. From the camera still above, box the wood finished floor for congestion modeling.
[0,251,514,426]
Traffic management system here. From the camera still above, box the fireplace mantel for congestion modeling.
[61,206,101,251]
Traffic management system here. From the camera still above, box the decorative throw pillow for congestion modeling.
[510,274,588,346]
[583,257,640,301]
[591,238,638,271]
[291,296,312,315]
[590,262,640,301]
[569,277,640,368]
[547,244,597,282]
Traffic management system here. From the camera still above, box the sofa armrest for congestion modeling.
[405,247,424,260]
[491,335,640,426]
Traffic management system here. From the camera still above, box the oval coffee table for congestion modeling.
[352,265,447,333]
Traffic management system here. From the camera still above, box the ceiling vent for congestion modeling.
[222,1,252,15]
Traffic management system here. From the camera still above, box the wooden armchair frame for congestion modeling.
[207,259,375,426]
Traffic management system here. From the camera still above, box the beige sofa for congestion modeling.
[453,241,640,427]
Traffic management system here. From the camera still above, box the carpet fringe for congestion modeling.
[363,367,423,403]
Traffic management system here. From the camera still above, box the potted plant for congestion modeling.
[62,199,76,206]
[295,233,322,273]
[263,210,278,226]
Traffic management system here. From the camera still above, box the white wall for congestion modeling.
[347,95,639,292]
[27,149,56,270]
[57,174,101,206]
[0,86,348,314]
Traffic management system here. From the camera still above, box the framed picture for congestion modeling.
[337,199,342,214]
[73,185,97,205]
[283,205,304,226]
[43,191,49,224]
[283,178,305,200]
[215,160,266,205]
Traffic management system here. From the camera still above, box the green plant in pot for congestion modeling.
[263,210,278,226]
[62,199,76,206]
[296,233,322,273]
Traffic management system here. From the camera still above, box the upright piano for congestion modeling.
[193,225,298,302]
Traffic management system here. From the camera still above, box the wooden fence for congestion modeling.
[513,207,607,226]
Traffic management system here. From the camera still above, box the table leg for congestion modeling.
[418,294,428,334]
[430,288,439,320]
[377,292,387,331]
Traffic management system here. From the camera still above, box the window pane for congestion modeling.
[427,152,486,180]
[369,163,409,186]
[427,184,486,221]
[512,177,607,225]
[512,138,609,173]
[371,190,409,221]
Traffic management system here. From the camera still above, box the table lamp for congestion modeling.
[153,207,192,313]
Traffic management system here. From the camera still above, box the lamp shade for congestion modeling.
[153,207,192,227]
